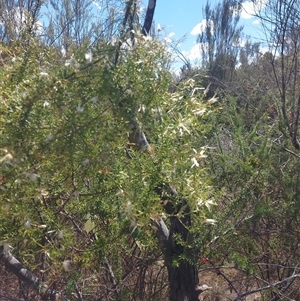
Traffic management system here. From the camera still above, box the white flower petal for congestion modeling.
[24,220,31,228]
[191,157,199,168]
[205,218,216,225]
[85,51,92,63]
[63,259,72,271]
[90,96,98,104]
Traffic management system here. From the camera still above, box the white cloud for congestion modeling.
[241,0,267,19]
[252,19,260,25]
[92,1,101,10]
[260,46,269,55]
[182,43,203,62]
[164,32,176,44]
[190,19,213,36]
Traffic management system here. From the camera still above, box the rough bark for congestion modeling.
[154,185,201,301]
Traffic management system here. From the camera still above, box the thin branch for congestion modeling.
[272,139,300,158]
[233,273,300,301]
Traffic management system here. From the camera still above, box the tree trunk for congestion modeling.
[168,263,200,301]
[153,186,201,301]
[152,213,201,301]
[117,2,201,299]
[142,0,157,35]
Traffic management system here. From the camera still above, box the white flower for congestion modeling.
[157,23,162,32]
[205,218,216,225]
[142,35,152,42]
[24,220,31,228]
[90,96,98,104]
[85,51,92,63]
[58,230,64,239]
[205,199,215,211]
[40,71,48,76]
[63,259,72,271]
[2,243,13,254]
[65,59,73,67]
[199,149,208,159]
[76,104,84,112]
[82,158,90,166]
[39,189,49,196]
[197,199,204,207]
[0,153,13,166]
[164,37,172,44]
[197,198,216,211]
[28,173,39,182]
[191,157,199,168]
[193,108,206,116]
[61,47,66,58]
[207,95,219,105]
[65,55,79,68]
[45,134,54,142]
[124,200,132,217]
[43,101,50,107]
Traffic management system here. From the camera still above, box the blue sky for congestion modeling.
[145,0,268,67]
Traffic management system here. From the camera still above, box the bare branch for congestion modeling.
[151,216,170,255]
[0,248,68,301]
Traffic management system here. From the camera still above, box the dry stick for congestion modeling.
[207,260,238,295]
[0,248,68,301]
[233,273,300,301]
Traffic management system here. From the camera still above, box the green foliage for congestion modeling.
[0,34,212,298]
[205,91,300,291]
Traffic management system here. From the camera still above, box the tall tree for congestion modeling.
[198,0,243,85]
